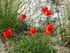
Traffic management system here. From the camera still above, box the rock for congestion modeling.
[18,0,65,28]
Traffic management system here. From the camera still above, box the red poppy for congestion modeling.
[19,15,27,21]
[41,7,54,17]
[46,25,54,30]
[45,25,54,35]
[45,32,49,35]
[19,17,23,21]
[3,29,13,38]
[40,7,48,14]
[46,30,54,34]
[8,43,11,47]
[29,28,37,36]
[45,10,54,17]
[22,15,27,19]
[45,31,53,35]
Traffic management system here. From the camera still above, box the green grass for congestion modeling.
[51,0,58,5]
[12,34,57,53]
[0,0,23,33]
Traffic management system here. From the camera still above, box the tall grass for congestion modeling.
[12,34,57,53]
[62,13,70,46]
[60,2,70,46]
[0,0,23,33]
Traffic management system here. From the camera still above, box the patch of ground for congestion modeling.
[0,40,8,53]
[53,35,70,53]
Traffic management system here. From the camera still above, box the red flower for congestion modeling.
[8,43,11,47]
[22,15,27,19]
[41,7,54,17]
[45,32,49,35]
[19,15,27,21]
[45,25,54,35]
[46,30,54,34]
[45,10,54,17]
[19,17,23,21]
[40,7,48,14]
[29,28,37,36]
[46,25,54,30]
[3,29,13,38]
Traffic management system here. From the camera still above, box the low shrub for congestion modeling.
[12,34,57,53]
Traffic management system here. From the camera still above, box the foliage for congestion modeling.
[59,10,70,46]
[0,0,24,33]
[64,24,70,46]
[0,0,58,53]
[12,34,57,53]
[51,0,58,5]
[60,24,70,46]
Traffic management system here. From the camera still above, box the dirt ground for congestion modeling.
[53,35,70,53]
[0,40,8,53]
